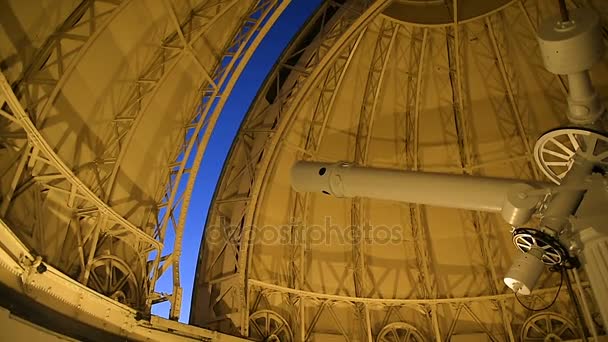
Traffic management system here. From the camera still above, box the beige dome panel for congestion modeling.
[193,0,608,340]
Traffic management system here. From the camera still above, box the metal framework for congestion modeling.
[149,0,291,319]
[351,18,398,342]
[237,1,392,337]
[0,0,291,321]
[194,1,379,334]
[193,0,607,341]
[287,20,366,342]
[247,278,586,341]
[400,25,441,340]
[2,0,607,340]
[0,216,249,341]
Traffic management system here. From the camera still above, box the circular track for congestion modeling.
[521,312,579,342]
[377,322,425,342]
[534,128,608,184]
[249,310,293,342]
[86,255,140,307]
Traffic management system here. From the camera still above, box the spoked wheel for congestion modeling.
[512,230,563,265]
[534,128,608,184]
[521,312,579,342]
[376,322,426,342]
[86,255,139,307]
[249,310,293,342]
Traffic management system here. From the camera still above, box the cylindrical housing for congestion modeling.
[568,71,595,99]
[537,8,604,75]
[501,183,540,226]
[503,251,545,295]
[541,157,594,232]
[566,71,604,124]
[291,161,547,213]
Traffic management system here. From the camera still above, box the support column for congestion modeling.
[578,229,608,331]
[571,171,608,330]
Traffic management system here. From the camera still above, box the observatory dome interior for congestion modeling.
[1,0,608,342]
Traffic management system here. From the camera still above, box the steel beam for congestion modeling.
[288,23,365,299]
[403,26,436,299]
[0,73,160,250]
[485,16,540,180]
[0,143,30,216]
[0,0,165,310]
[235,1,393,337]
[105,0,238,200]
[153,0,290,321]
[19,0,129,125]
[162,0,219,89]
[196,2,367,335]
[352,20,397,292]
[447,11,513,337]
[351,20,397,341]
[248,278,581,306]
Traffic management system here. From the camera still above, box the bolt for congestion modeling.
[36,263,47,274]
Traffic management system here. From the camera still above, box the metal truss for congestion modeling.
[234,1,395,336]
[459,20,533,180]
[401,26,437,301]
[196,1,372,335]
[1,0,289,319]
[485,15,540,180]
[247,278,584,341]
[0,0,163,312]
[149,0,291,319]
[0,217,248,341]
[287,20,366,342]
[290,4,365,290]
[352,18,398,342]
[101,0,239,205]
[0,69,161,303]
[398,25,443,340]
[445,5,515,339]
[192,0,607,339]
[12,0,129,120]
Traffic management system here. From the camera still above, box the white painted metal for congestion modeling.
[537,7,605,124]
[193,0,608,340]
[537,8,604,75]
[503,249,545,295]
[0,0,289,323]
[534,128,608,184]
[2,0,608,340]
[520,312,579,341]
[573,173,608,331]
[501,183,540,226]
[291,161,547,212]
[578,228,608,332]
[0,217,246,341]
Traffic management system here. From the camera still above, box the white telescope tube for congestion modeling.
[291,161,547,213]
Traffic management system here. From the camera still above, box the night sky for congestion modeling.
[153,0,324,321]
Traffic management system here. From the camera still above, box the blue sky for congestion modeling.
[153,0,323,321]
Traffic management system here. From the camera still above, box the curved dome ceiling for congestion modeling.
[1,0,608,340]
[383,0,513,25]
[193,0,608,340]
[0,0,288,321]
